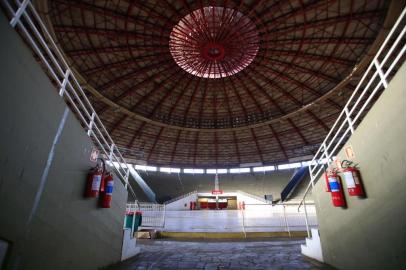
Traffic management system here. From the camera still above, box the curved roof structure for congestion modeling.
[45,0,391,167]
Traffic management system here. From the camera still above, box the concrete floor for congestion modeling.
[107,238,335,270]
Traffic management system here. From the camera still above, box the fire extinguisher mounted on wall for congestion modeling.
[341,160,366,198]
[100,171,114,208]
[327,168,347,208]
[85,158,105,198]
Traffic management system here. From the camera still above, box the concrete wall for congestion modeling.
[164,191,270,211]
[165,193,199,210]
[140,169,311,203]
[313,62,406,269]
[0,13,127,270]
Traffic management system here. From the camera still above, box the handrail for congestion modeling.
[298,7,406,213]
[2,0,137,198]
[235,190,269,203]
[164,190,198,205]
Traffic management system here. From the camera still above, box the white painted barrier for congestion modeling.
[162,205,317,233]
[129,203,317,233]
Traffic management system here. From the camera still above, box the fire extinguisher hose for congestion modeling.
[341,159,358,169]
[97,158,106,173]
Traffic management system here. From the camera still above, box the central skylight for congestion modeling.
[169,6,260,79]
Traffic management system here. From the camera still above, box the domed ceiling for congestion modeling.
[45,0,390,167]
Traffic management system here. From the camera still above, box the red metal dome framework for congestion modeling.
[41,0,394,167]
[169,6,260,78]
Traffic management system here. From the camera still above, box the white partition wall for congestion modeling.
[131,191,317,233]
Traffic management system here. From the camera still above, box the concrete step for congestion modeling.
[122,229,141,261]
[301,228,324,262]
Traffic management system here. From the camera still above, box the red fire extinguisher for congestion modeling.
[101,171,114,208]
[327,169,346,208]
[341,160,365,197]
[85,159,105,198]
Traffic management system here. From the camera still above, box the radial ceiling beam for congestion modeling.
[146,74,190,119]
[307,110,330,132]
[269,124,288,160]
[146,127,164,162]
[55,0,175,32]
[227,76,249,119]
[287,119,309,145]
[130,69,184,110]
[64,46,155,57]
[253,63,342,110]
[256,0,337,32]
[97,63,178,115]
[126,122,146,149]
[170,130,182,164]
[232,131,242,164]
[198,78,209,127]
[83,54,172,76]
[262,56,349,85]
[263,10,384,36]
[244,66,329,141]
[183,76,204,122]
[167,76,195,119]
[97,58,175,92]
[264,49,355,66]
[250,128,264,163]
[240,70,286,115]
[260,37,375,47]
[53,25,170,42]
[193,132,199,166]
[214,132,218,166]
[108,69,185,133]
[233,75,265,114]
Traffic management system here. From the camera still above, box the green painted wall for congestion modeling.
[0,12,127,270]
[313,62,406,269]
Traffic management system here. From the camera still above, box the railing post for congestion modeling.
[241,208,247,238]
[308,165,316,189]
[87,112,95,136]
[163,204,166,229]
[344,107,355,134]
[283,205,291,237]
[374,59,388,89]
[124,168,130,189]
[10,0,30,27]
[131,211,136,238]
[109,143,115,162]
[322,142,329,161]
[59,69,70,97]
[303,200,311,238]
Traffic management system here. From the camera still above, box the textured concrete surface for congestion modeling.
[0,12,126,270]
[107,239,335,270]
[313,59,406,268]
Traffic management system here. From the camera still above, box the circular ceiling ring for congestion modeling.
[169,6,260,79]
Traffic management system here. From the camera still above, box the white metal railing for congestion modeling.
[236,190,270,203]
[298,7,406,236]
[127,202,316,235]
[2,0,136,198]
[127,202,166,228]
[242,203,317,237]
